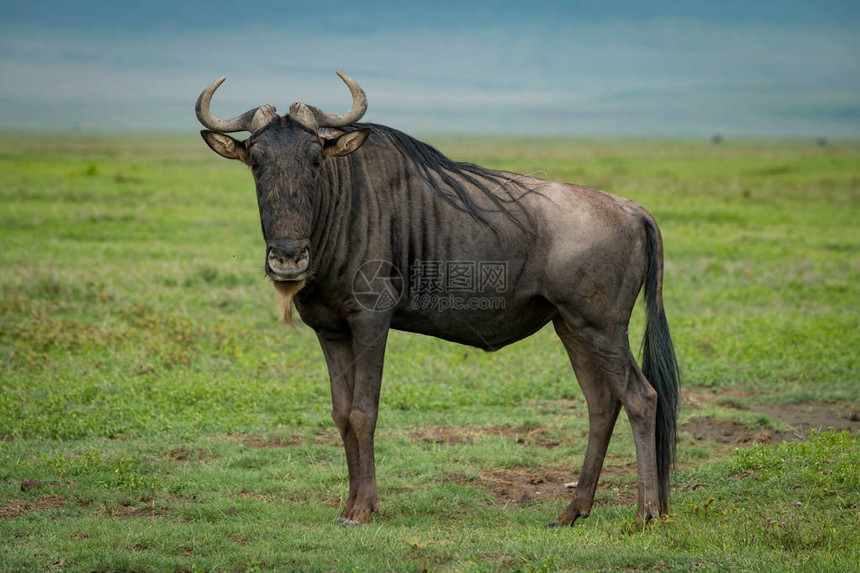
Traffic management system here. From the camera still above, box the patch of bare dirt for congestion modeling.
[236,490,268,500]
[682,417,794,445]
[598,482,639,507]
[682,388,754,409]
[447,468,570,507]
[475,553,519,569]
[167,447,212,463]
[446,464,639,509]
[98,503,169,520]
[682,389,860,445]
[322,491,346,508]
[228,533,253,546]
[230,433,301,448]
[755,403,860,433]
[311,431,341,446]
[0,494,66,519]
[408,425,561,448]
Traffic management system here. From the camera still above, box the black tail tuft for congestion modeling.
[641,218,680,514]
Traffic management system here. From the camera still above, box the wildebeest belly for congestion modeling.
[391,294,556,351]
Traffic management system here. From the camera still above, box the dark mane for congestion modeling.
[355,123,537,233]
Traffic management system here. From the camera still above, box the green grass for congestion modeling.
[0,134,858,571]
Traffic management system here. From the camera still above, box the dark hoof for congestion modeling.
[546,521,561,528]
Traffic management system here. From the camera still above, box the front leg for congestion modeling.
[317,315,389,525]
[342,314,389,525]
[317,335,361,521]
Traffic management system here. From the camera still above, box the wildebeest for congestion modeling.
[195,71,679,526]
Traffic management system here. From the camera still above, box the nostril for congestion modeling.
[294,249,310,272]
[267,244,310,277]
[267,248,284,266]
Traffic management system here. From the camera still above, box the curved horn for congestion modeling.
[196,77,278,133]
[291,70,367,129]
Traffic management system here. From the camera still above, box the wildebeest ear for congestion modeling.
[200,130,249,164]
[320,127,371,160]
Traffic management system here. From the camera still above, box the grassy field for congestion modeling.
[0,134,858,572]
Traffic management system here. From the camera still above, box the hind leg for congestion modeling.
[551,317,622,526]
[552,316,661,524]
[623,358,661,520]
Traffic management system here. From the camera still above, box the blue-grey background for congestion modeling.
[1,0,857,137]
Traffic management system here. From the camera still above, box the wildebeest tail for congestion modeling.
[641,216,680,514]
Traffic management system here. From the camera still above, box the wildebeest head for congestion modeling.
[196,72,371,286]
